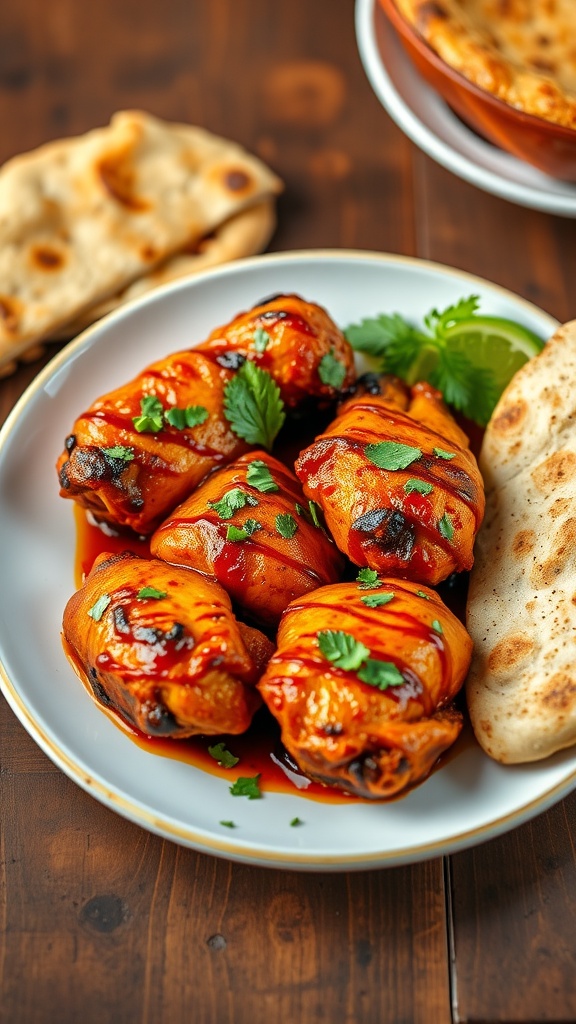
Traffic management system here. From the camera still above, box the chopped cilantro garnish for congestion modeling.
[223,361,285,450]
[416,590,431,600]
[317,630,370,671]
[361,592,395,608]
[226,524,250,542]
[308,501,323,529]
[229,775,262,799]
[219,820,237,828]
[208,742,240,768]
[432,619,444,634]
[290,817,304,827]
[275,512,298,539]
[137,587,167,600]
[87,594,111,621]
[209,488,258,520]
[253,326,271,352]
[133,394,164,433]
[357,659,405,690]
[438,513,455,541]
[246,459,279,493]
[242,518,262,536]
[433,447,456,460]
[404,478,433,496]
[365,441,422,471]
[102,445,134,461]
[356,568,381,590]
[164,405,208,430]
[318,349,347,389]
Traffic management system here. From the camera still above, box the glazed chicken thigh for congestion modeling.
[62,551,273,738]
[258,579,472,798]
[295,375,485,585]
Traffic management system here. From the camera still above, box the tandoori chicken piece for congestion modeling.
[295,375,485,585]
[258,579,472,798]
[195,293,356,408]
[57,349,250,535]
[151,450,345,628]
[62,551,273,738]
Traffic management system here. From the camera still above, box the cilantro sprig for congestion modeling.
[132,394,208,434]
[224,361,285,450]
[317,629,405,692]
[345,296,500,426]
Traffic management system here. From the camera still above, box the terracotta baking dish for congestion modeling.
[377,0,576,182]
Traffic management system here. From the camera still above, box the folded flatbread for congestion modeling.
[0,110,282,375]
[466,319,576,763]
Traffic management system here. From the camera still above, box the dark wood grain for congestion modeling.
[0,1,575,1023]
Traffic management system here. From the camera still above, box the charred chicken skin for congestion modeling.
[62,551,273,738]
[258,580,471,798]
[57,350,249,535]
[195,293,356,408]
[151,450,345,628]
[295,376,485,585]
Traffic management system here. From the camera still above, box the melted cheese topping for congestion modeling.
[394,0,576,129]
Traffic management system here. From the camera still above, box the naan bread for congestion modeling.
[50,198,276,340]
[0,110,282,375]
[466,320,576,763]
[393,0,576,129]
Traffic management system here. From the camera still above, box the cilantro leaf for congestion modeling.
[133,394,164,433]
[290,817,304,827]
[404,478,433,496]
[356,568,381,590]
[361,592,395,608]
[432,619,444,634]
[357,659,405,690]
[344,312,424,363]
[242,518,262,535]
[103,445,134,461]
[424,295,481,333]
[438,513,455,541]
[226,524,250,542]
[275,512,298,539]
[87,594,111,621]
[224,361,285,450]
[416,590,431,600]
[246,459,279,493]
[365,441,422,470]
[164,405,209,430]
[137,587,167,600]
[220,820,237,828]
[229,775,262,799]
[308,501,323,529]
[318,349,347,389]
[208,742,240,768]
[209,488,258,520]
[253,326,271,352]
[317,630,370,671]
[433,448,456,460]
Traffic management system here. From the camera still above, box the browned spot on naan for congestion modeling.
[491,400,527,435]
[479,718,493,737]
[139,244,157,262]
[224,168,252,193]
[487,633,534,673]
[0,296,20,334]
[29,244,65,271]
[97,151,149,212]
[540,671,576,712]
[530,517,576,587]
[550,497,572,519]
[512,529,535,558]
[531,449,576,494]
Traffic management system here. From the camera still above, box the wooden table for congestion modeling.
[1,1,576,1021]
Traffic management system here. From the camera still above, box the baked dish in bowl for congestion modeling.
[378,0,576,181]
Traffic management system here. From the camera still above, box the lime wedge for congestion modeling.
[444,315,544,399]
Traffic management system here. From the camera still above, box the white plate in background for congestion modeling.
[355,0,576,218]
[0,249,574,871]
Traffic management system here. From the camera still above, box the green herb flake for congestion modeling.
[433,447,456,460]
[308,500,323,529]
[290,817,304,827]
[220,820,237,828]
[223,361,285,450]
[275,512,298,539]
[361,592,395,608]
[356,568,381,590]
[87,594,111,622]
[357,659,405,691]
[164,404,208,430]
[438,513,455,541]
[317,630,370,671]
[102,445,135,462]
[133,394,164,433]
[294,502,306,517]
[432,619,444,634]
[318,349,347,389]
[229,775,262,799]
[404,478,433,496]
[226,524,249,543]
[208,742,240,768]
[137,587,167,601]
[253,326,271,353]
[242,518,262,536]
[365,441,422,471]
[416,590,431,600]
[209,488,258,520]
[246,459,279,493]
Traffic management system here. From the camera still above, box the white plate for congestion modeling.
[1,249,575,871]
[355,0,576,217]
